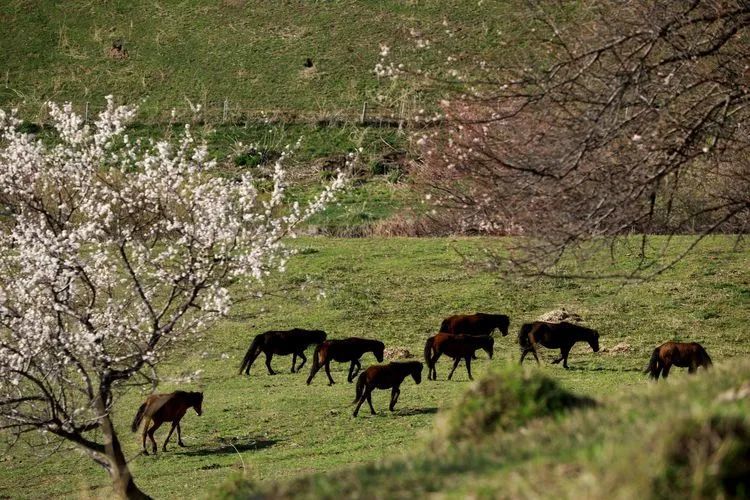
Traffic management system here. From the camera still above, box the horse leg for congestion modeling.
[465,355,473,381]
[291,352,297,373]
[177,422,185,447]
[366,389,376,415]
[353,390,367,417]
[296,351,307,372]
[430,352,442,380]
[661,362,671,379]
[265,352,276,375]
[561,346,571,369]
[163,421,177,452]
[141,417,151,455]
[520,349,529,365]
[688,363,697,374]
[325,361,335,386]
[447,357,460,380]
[147,421,162,455]
[389,387,400,411]
[530,344,540,365]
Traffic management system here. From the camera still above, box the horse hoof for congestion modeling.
[142,450,149,456]
[178,442,186,448]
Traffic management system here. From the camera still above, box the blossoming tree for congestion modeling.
[0,99,344,498]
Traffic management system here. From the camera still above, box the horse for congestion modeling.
[306,337,385,385]
[238,328,327,376]
[518,321,600,369]
[644,341,712,380]
[424,333,494,381]
[352,361,423,417]
[439,312,510,337]
[131,391,203,455]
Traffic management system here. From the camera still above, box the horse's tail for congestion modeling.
[307,343,325,385]
[239,335,263,375]
[424,337,435,370]
[644,347,660,379]
[131,402,147,433]
[517,323,533,350]
[352,372,366,404]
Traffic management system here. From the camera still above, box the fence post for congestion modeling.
[222,98,228,123]
[398,98,406,132]
[4,70,8,88]
[360,101,368,125]
[84,102,89,123]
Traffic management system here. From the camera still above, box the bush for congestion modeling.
[654,415,750,499]
[443,366,595,441]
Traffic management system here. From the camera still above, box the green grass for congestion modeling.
[0,236,748,499]
[0,0,533,122]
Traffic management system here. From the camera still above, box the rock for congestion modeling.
[384,347,413,359]
[537,308,584,323]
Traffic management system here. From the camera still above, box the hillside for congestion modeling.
[0,236,747,499]
[1,0,530,122]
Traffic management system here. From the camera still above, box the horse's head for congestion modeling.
[192,392,204,416]
[496,315,510,337]
[482,335,495,359]
[311,330,327,344]
[589,330,600,353]
[411,362,423,385]
[374,342,385,363]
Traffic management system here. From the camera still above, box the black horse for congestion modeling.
[239,328,327,376]
[352,361,423,417]
[518,321,599,369]
[307,337,385,385]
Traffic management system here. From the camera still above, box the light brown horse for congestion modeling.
[518,321,600,369]
[439,312,510,337]
[644,341,712,380]
[131,391,203,455]
[424,333,494,381]
[306,337,385,385]
[352,361,423,417]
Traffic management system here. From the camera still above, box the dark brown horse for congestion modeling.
[424,333,494,381]
[644,341,712,380]
[306,337,385,385]
[352,361,423,417]
[131,391,203,455]
[440,312,510,337]
[239,328,327,376]
[518,321,600,369]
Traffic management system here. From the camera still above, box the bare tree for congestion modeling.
[409,0,750,276]
[0,99,343,498]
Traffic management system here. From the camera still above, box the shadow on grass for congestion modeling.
[179,437,279,457]
[395,407,439,417]
[567,365,643,373]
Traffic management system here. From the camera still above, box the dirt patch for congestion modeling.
[600,342,632,355]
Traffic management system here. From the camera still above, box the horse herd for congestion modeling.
[131,312,713,455]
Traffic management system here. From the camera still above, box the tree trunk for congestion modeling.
[95,395,151,500]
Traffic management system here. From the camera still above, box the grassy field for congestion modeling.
[0,236,748,499]
[0,0,534,122]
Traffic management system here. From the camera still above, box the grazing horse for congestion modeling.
[424,333,494,381]
[439,312,510,337]
[352,361,423,417]
[131,391,203,455]
[518,321,600,369]
[306,337,385,385]
[644,341,712,380]
[238,328,327,376]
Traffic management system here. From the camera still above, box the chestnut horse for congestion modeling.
[424,333,494,381]
[439,312,510,337]
[238,328,327,376]
[306,337,385,385]
[644,341,712,380]
[518,321,600,369]
[131,391,203,455]
[352,361,423,417]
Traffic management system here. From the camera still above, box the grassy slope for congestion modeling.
[0,236,748,499]
[0,0,526,121]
